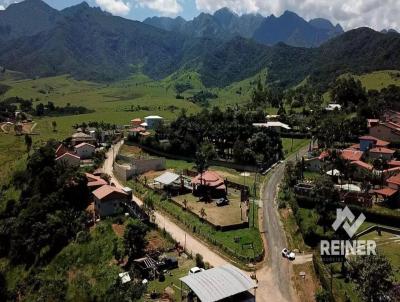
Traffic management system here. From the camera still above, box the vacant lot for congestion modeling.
[173,190,247,227]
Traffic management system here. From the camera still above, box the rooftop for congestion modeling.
[92,185,128,200]
[75,142,95,149]
[369,147,395,154]
[387,174,400,186]
[340,149,363,161]
[180,264,256,302]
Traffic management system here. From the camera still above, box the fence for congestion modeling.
[128,142,260,172]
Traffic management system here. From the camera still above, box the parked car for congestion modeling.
[188,267,205,275]
[281,248,296,260]
[216,198,229,207]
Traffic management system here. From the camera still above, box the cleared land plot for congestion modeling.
[359,231,400,281]
[173,190,247,227]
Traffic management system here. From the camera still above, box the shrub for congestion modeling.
[195,253,205,268]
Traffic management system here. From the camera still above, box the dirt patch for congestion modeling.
[112,224,125,238]
[146,230,173,252]
[292,262,320,302]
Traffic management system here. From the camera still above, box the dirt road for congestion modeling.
[104,141,309,302]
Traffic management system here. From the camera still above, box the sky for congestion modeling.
[0,0,399,31]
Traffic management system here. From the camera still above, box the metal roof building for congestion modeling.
[179,264,257,302]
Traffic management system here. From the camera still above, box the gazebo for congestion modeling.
[192,171,227,199]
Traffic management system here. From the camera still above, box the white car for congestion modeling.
[188,267,205,275]
[281,248,295,260]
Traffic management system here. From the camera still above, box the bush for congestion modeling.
[195,253,205,268]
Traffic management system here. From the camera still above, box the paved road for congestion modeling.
[104,140,309,302]
[259,146,309,302]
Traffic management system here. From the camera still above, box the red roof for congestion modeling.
[56,152,80,161]
[192,171,225,188]
[387,174,400,186]
[140,131,151,136]
[131,118,141,122]
[318,151,329,160]
[389,160,400,167]
[55,144,68,158]
[85,173,108,187]
[351,160,373,171]
[369,147,395,154]
[340,149,363,161]
[359,136,390,147]
[373,187,398,197]
[130,127,146,133]
[93,185,128,200]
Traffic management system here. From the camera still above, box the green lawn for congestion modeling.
[281,137,309,157]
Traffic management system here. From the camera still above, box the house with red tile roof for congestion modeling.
[340,149,364,162]
[55,144,68,158]
[369,147,395,160]
[85,173,108,191]
[56,152,80,167]
[192,170,227,199]
[93,185,129,217]
[359,135,390,151]
[369,121,400,143]
[387,174,400,190]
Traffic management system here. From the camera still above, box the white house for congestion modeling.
[74,143,96,159]
[325,104,342,111]
[56,152,80,167]
[144,115,163,129]
[253,122,291,132]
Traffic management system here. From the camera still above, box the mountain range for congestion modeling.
[144,8,344,48]
[0,0,399,89]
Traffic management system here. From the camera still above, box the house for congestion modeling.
[340,149,364,162]
[325,103,342,111]
[252,122,291,132]
[130,118,142,127]
[93,185,129,217]
[74,143,96,159]
[56,152,80,167]
[359,135,390,152]
[55,144,68,158]
[368,147,395,160]
[144,115,163,129]
[350,160,373,179]
[71,131,97,146]
[386,174,400,190]
[128,127,146,138]
[192,170,226,199]
[85,173,108,191]
[305,157,324,172]
[369,122,400,143]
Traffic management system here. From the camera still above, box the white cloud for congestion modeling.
[0,5,4,10]
[195,0,400,31]
[95,0,131,16]
[136,0,182,16]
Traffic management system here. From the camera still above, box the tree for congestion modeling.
[182,199,188,211]
[24,134,32,155]
[314,176,338,233]
[52,120,57,132]
[315,288,330,302]
[113,238,123,264]
[349,254,394,302]
[199,208,206,221]
[36,103,45,116]
[13,123,22,136]
[123,219,148,263]
[330,77,367,109]
[195,253,205,268]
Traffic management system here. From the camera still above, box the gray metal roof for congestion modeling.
[154,171,180,185]
[180,264,257,302]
